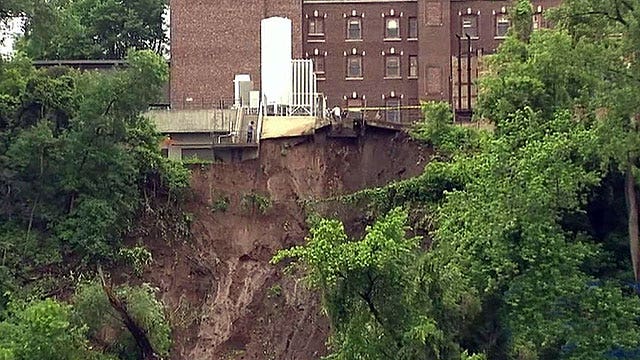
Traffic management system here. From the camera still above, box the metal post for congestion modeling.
[456,35,462,111]
[449,45,454,116]
[466,34,472,112]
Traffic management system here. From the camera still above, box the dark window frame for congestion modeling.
[346,55,363,78]
[386,99,401,122]
[495,14,510,38]
[347,17,362,40]
[309,17,325,35]
[385,55,401,78]
[313,55,325,74]
[408,17,418,39]
[461,15,478,38]
[408,55,418,78]
[385,17,401,39]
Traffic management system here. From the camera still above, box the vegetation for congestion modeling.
[6,0,167,59]
[74,280,171,359]
[275,0,640,359]
[0,34,187,358]
[118,246,153,276]
[241,192,273,215]
[209,194,230,213]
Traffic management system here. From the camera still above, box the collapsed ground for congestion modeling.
[139,129,429,359]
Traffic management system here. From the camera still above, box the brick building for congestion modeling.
[170,0,561,118]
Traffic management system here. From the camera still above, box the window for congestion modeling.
[385,56,400,78]
[408,17,418,39]
[309,18,324,35]
[495,14,510,37]
[533,13,545,30]
[461,15,478,38]
[313,56,325,74]
[385,18,400,39]
[347,18,362,40]
[386,99,401,122]
[409,56,418,78]
[347,98,363,108]
[347,56,362,78]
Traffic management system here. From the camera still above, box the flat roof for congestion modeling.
[32,59,128,66]
[303,0,416,3]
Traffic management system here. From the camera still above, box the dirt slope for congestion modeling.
[144,129,429,359]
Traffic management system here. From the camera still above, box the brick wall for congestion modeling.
[302,1,420,109]
[449,0,563,55]
[418,0,451,102]
[170,0,563,111]
[169,0,302,109]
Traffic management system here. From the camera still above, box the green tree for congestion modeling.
[17,0,167,59]
[544,0,640,285]
[0,299,103,360]
[278,2,640,358]
[273,208,480,359]
[73,280,171,359]
[0,50,187,303]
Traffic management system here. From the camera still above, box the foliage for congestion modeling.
[16,0,167,59]
[210,194,230,213]
[510,0,534,42]
[410,101,480,155]
[118,246,153,276]
[277,1,640,359]
[241,192,272,215]
[0,298,106,360]
[73,280,171,358]
[0,50,185,269]
[0,49,185,354]
[267,284,282,298]
[273,208,469,359]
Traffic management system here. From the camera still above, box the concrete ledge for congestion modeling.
[261,116,318,139]
[147,109,238,133]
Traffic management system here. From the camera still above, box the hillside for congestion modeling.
[139,130,429,359]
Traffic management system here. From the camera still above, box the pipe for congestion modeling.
[449,42,454,116]
[456,35,462,111]
[466,34,472,111]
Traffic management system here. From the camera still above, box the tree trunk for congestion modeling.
[625,163,640,288]
[98,267,160,360]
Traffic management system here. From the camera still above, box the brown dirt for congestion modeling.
[142,129,429,359]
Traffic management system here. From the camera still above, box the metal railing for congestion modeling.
[172,97,236,110]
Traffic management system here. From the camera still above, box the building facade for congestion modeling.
[170,0,561,118]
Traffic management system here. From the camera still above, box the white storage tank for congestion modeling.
[261,17,292,107]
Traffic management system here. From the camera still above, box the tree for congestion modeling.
[547,0,640,286]
[0,50,188,307]
[273,208,482,359]
[73,279,171,359]
[16,0,167,59]
[0,298,105,360]
[276,2,640,358]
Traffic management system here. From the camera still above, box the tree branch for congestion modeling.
[98,266,161,360]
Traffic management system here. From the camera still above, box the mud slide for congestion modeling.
[143,129,429,359]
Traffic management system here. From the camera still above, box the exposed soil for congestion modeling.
[142,129,429,359]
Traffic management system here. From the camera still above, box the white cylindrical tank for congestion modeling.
[261,17,292,106]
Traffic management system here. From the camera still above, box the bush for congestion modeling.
[0,299,95,360]
[240,192,272,215]
[410,101,478,154]
[210,194,230,213]
[118,246,153,276]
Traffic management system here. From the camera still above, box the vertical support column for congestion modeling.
[456,35,462,111]
[418,0,451,102]
[466,34,472,111]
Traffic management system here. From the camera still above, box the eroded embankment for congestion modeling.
[142,129,428,359]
